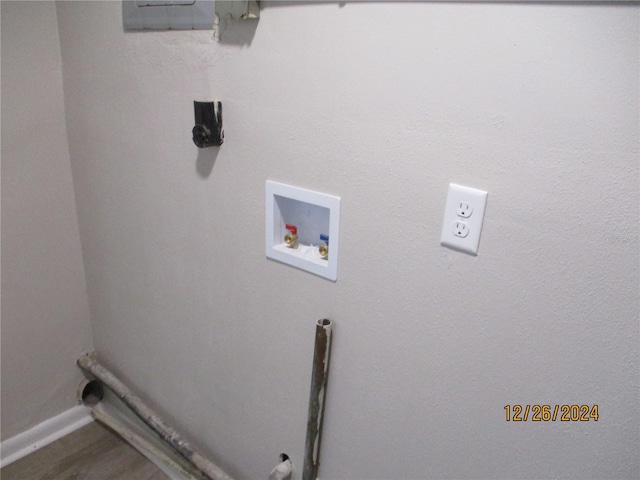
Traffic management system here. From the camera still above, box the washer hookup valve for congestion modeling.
[319,234,329,259]
[284,224,298,249]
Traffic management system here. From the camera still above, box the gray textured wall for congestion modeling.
[55,2,638,479]
[1,1,93,440]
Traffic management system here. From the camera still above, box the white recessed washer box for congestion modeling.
[265,181,341,281]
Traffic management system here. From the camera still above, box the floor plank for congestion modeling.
[1,421,169,480]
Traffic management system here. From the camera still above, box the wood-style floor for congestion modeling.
[1,421,169,480]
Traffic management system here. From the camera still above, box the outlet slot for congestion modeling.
[456,202,473,218]
[453,221,469,238]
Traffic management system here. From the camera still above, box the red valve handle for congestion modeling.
[285,224,297,235]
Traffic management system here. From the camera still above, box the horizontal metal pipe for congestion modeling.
[77,354,233,480]
[91,405,207,480]
[302,319,333,480]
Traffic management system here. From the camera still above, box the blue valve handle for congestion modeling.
[320,234,329,244]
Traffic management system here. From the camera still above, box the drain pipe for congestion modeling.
[302,319,333,480]
[77,354,233,480]
[90,405,207,480]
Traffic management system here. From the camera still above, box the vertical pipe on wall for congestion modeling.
[302,319,333,480]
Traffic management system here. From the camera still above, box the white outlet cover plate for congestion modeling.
[440,183,488,256]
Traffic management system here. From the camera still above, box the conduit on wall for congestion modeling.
[77,354,234,480]
[302,319,333,480]
[78,318,332,479]
[90,405,207,480]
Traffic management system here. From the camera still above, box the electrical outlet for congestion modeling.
[441,183,488,255]
[456,201,473,218]
[453,221,469,238]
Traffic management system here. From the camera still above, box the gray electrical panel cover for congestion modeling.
[122,1,215,30]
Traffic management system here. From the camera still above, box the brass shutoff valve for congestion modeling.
[284,224,298,249]
[319,234,329,259]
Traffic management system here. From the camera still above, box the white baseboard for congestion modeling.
[0,405,93,468]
